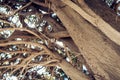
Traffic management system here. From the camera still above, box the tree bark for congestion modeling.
[86,0,120,31]
[51,0,120,80]
[62,0,120,46]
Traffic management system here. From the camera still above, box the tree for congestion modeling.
[0,0,120,80]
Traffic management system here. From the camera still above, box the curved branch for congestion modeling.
[0,19,15,28]
[0,49,38,54]
[0,28,42,39]
[0,59,58,69]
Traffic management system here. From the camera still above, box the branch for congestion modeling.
[0,28,42,39]
[2,2,32,18]
[0,54,21,63]
[0,41,42,47]
[13,2,32,14]
[8,30,37,40]
[62,0,120,46]
[0,49,39,54]
[0,59,58,69]
[0,19,15,28]
[48,31,70,39]
[0,40,58,57]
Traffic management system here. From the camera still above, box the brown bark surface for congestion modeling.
[86,0,120,32]
[1,0,120,80]
[51,0,120,80]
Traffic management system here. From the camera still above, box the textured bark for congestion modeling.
[48,31,70,39]
[62,0,120,46]
[86,0,120,31]
[1,0,120,80]
[51,0,120,80]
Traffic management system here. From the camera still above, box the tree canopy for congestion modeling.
[0,0,120,80]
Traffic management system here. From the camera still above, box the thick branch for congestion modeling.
[51,0,120,80]
[48,31,70,39]
[62,0,120,46]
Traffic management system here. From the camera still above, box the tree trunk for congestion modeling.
[62,0,120,46]
[51,0,120,80]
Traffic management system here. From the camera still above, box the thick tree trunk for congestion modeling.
[51,0,120,80]
[62,0,120,46]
